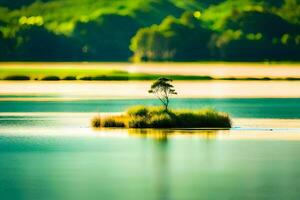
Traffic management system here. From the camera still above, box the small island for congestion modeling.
[92,78,231,129]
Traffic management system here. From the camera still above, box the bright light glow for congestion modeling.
[193,11,201,19]
[19,16,44,26]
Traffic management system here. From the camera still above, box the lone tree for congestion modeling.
[148,77,177,111]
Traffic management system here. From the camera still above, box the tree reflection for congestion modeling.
[128,129,222,199]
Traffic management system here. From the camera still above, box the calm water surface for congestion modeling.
[1,98,300,118]
[1,97,300,200]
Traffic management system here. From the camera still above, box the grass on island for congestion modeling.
[91,106,231,129]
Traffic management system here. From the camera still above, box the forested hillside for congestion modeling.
[0,0,299,61]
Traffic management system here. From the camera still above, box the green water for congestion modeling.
[1,98,300,118]
[1,133,300,200]
[1,98,300,200]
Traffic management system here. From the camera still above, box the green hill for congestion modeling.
[0,0,299,61]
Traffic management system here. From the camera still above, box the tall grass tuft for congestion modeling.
[91,115,101,128]
[128,116,149,128]
[127,105,149,117]
[102,117,126,127]
[149,113,175,128]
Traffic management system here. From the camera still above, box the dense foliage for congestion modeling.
[0,0,299,61]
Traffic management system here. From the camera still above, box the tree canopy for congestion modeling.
[149,78,177,111]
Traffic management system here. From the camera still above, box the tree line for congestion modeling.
[0,0,299,61]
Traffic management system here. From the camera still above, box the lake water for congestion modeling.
[1,81,300,200]
[1,98,300,118]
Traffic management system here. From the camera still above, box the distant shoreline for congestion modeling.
[1,75,300,81]
[1,62,300,80]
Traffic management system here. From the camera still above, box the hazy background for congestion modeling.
[0,0,299,62]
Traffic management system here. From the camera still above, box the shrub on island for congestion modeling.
[91,106,231,129]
